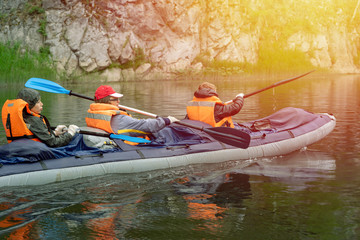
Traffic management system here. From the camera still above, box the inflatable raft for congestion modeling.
[0,107,336,187]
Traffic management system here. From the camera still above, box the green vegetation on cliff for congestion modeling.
[0,42,56,83]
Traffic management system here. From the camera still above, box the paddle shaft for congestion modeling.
[70,91,93,101]
[79,130,112,138]
[242,70,315,99]
[225,70,315,104]
[119,104,157,118]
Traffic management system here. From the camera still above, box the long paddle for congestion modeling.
[225,70,315,104]
[243,70,315,98]
[25,78,250,148]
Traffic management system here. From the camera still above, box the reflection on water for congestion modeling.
[0,73,360,238]
[239,150,336,187]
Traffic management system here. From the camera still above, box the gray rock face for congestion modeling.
[1,0,359,78]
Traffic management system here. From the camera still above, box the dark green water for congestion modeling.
[0,73,359,239]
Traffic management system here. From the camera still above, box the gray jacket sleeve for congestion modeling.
[25,115,73,147]
[110,115,169,137]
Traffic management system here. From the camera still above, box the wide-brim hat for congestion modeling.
[95,85,123,100]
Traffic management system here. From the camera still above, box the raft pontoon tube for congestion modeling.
[0,108,336,187]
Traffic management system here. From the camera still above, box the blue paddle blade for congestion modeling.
[25,78,71,95]
[109,134,151,143]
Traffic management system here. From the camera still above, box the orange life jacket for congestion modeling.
[1,99,44,143]
[186,96,235,128]
[85,103,130,133]
[85,103,149,145]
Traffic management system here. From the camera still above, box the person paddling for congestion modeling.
[85,85,178,145]
[186,82,244,128]
[1,88,79,147]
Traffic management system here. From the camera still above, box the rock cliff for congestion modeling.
[1,0,359,80]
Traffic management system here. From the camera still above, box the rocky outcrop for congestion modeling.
[0,0,44,52]
[287,27,359,73]
[1,0,359,80]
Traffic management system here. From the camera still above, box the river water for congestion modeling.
[0,73,359,239]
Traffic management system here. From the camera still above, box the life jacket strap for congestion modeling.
[5,113,12,139]
[6,134,37,141]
